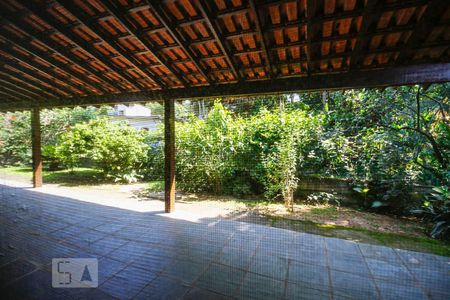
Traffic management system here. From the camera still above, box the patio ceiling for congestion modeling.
[0,0,449,111]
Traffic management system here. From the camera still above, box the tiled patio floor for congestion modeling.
[0,182,449,299]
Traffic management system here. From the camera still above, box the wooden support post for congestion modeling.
[31,107,42,188]
[164,98,175,213]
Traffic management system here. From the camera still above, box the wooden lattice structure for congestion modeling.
[1,0,449,212]
[0,0,449,111]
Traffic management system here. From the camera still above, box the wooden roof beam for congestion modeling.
[306,0,317,73]
[264,0,428,31]
[21,2,140,91]
[0,58,72,96]
[249,0,273,78]
[0,76,46,99]
[101,0,192,87]
[397,0,449,64]
[0,70,57,99]
[56,0,165,89]
[194,0,240,80]
[0,86,33,101]
[144,0,211,85]
[0,34,94,95]
[0,11,119,93]
[349,0,380,69]
[0,28,105,94]
[2,63,448,112]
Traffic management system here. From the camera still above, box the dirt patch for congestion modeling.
[242,203,426,238]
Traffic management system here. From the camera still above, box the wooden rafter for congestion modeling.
[0,13,119,93]
[0,34,92,95]
[194,0,240,80]
[0,58,71,96]
[265,0,428,31]
[2,63,448,112]
[0,76,44,99]
[21,1,140,90]
[306,0,317,73]
[397,0,449,64]
[56,0,164,89]
[145,0,211,84]
[0,70,55,99]
[100,0,190,86]
[0,30,102,94]
[0,86,31,101]
[248,0,273,78]
[349,0,379,69]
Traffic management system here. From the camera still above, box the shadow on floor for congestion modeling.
[0,183,449,299]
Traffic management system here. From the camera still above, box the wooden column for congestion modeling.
[31,107,42,188]
[164,98,175,213]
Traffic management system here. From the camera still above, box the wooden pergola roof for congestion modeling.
[0,0,449,111]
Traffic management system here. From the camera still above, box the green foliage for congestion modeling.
[0,112,31,164]
[0,107,104,165]
[176,103,243,193]
[412,186,450,241]
[173,103,322,205]
[305,192,342,207]
[55,119,149,183]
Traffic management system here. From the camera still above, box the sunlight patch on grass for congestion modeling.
[0,166,32,176]
[0,166,110,186]
[147,181,164,192]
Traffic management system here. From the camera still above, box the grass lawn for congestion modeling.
[0,166,111,186]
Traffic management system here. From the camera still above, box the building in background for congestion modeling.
[108,104,160,131]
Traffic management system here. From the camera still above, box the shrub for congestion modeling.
[176,103,243,193]
[55,119,149,183]
[174,103,323,205]
[412,186,450,241]
[305,192,342,207]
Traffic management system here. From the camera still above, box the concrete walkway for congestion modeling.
[0,181,448,299]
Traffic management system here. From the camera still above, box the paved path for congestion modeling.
[0,181,448,299]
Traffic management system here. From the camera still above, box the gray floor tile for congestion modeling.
[286,282,331,300]
[129,251,174,274]
[1,183,449,299]
[366,258,414,283]
[375,280,428,300]
[134,275,190,300]
[325,238,360,255]
[0,259,37,287]
[1,269,65,300]
[328,252,370,276]
[358,244,401,263]
[106,241,151,263]
[291,248,328,266]
[288,260,330,290]
[183,287,232,300]
[197,263,246,296]
[98,257,127,285]
[235,272,285,300]
[63,230,107,250]
[330,270,380,299]
[163,259,209,284]
[99,265,157,300]
[249,251,289,281]
[410,268,450,293]
[218,245,256,270]
[86,236,129,256]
